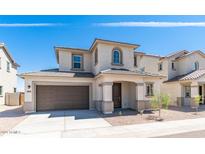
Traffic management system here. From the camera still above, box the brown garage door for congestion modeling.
[36,85,89,111]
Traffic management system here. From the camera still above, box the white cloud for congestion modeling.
[0,23,65,27]
[94,22,205,27]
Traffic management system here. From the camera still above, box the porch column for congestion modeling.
[102,82,114,114]
[136,83,145,112]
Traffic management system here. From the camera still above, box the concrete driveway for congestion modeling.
[6,110,111,137]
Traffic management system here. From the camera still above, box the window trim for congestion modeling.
[134,56,137,67]
[145,82,154,97]
[94,48,98,66]
[7,61,10,72]
[194,61,199,70]
[184,86,191,98]
[158,62,163,71]
[111,48,123,66]
[72,54,83,70]
[171,62,176,71]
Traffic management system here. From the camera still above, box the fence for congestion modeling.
[5,92,24,106]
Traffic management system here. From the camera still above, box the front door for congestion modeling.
[112,83,121,108]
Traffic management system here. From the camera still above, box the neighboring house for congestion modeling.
[0,43,19,105]
[20,38,205,114]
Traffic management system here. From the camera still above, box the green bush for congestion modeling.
[194,95,201,105]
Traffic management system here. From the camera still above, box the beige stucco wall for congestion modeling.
[177,53,205,75]
[92,43,135,75]
[95,73,164,106]
[121,82,136,109]
[161,82,183,106]
[138,55,160,74]
[59,50,92,72]
[0,48,17,105]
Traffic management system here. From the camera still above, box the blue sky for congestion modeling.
[1,15,205,91]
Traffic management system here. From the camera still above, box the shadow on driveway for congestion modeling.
[0,106,25,118]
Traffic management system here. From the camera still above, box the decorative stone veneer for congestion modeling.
[102,101,114,114]
[136,100,151,112]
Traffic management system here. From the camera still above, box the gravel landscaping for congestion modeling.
[101,105,205,126]
[0,105,27,136]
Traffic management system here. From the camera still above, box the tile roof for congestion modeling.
[19,68,94,78]
[100,68,165,77]
[165,50,189,58]
[164,69,205,83]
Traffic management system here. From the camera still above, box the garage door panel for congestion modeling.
[36,85,89,111]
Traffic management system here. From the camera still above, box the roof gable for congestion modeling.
[175,50,205,61]
[89,38,140,52]
[0,43,19,67]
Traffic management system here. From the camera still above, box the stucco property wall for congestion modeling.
[0,48,17,105]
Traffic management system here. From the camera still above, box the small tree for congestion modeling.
[151,93,170,120]
[161,93,171,110]
[151,93,161,118]
[193,95,201,114]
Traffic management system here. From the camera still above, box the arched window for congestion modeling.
[195,61,199,70]
[112,49,122,64]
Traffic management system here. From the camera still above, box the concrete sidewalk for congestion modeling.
[62,117,205,138]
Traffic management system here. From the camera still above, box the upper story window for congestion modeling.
[72,54,83,70]
[112,48,122,65]
[7,61,10,72]
[146,83,154,96]
[134,56,137,67]
[158,62,163,71]
[94,48,98,65]
[194,61,199,70]
[172,62,176,70]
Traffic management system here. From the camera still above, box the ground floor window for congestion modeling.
[146,83,154,96]
[0,86,3,96]
[184,86,191,97]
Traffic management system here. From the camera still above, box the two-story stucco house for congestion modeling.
[0,43,19,105]
[20,38,205,114]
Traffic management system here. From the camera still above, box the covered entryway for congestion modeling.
[36,85,89,111]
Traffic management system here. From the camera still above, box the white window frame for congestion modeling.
[113,50,121,64]
[172,62,176,70]
[134,56,137,67]
[184,86,191,98]
[146,83,154,96]
[194,61,199,70]
[94,48,98,65]
[7,61,10,72]
[158,63,163,71]
[72,54,83,70]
